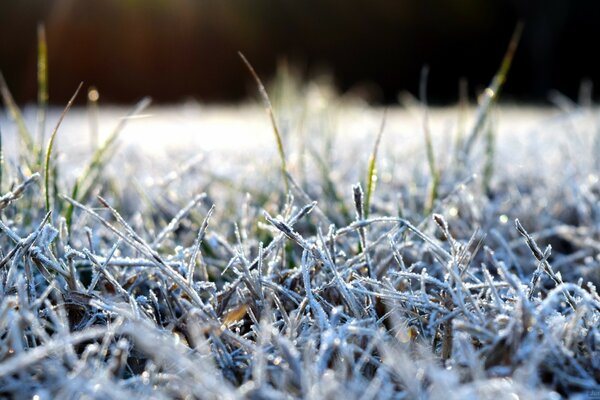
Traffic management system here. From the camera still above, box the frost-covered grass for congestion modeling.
[1,34,600,399]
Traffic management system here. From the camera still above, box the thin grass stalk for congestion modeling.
[239,52,289,194]
[36,24,49,164]
[65,179,79,233]
[151,193,207,249]
[420,66,440,215]
[482,114,496,194]
[187,204,215,284]
[365,109,387,219]
[52,162,62,216]
[44,82,82,215]
[353,184,372,277]
[461,22,523,161]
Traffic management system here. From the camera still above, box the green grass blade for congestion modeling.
[65,177,79,232]
[239,52,289,194]
[364,109,387,219]
[36,24,49,163]
[44,82,82,215]
[52,162,62,215]
[461,22,523,161]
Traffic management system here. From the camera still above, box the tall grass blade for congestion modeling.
[44,82,82,215]
[365,109,387,219]
[482,114,496,194]
[36,24,49,163]
[461,22,523,161]
[420,66,440,215]
[239,52,289,194]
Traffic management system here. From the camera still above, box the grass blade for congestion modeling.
[36,24,49,163]
[461,22,523,161]
[187,204,215,284]
[64,178,79,231]
[239,52,289,194]
[420,66,440,215]
[365,109,387,219]
[482,113,496,194]
[44,82,82,215]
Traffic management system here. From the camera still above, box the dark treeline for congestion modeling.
[0,0,597,104]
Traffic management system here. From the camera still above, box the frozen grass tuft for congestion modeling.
[0,39,599,399]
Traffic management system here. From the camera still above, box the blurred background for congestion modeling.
[0,0,597,105]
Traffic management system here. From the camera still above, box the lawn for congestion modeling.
[0,35,599,399]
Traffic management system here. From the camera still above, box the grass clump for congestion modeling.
[0,30,599,400]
